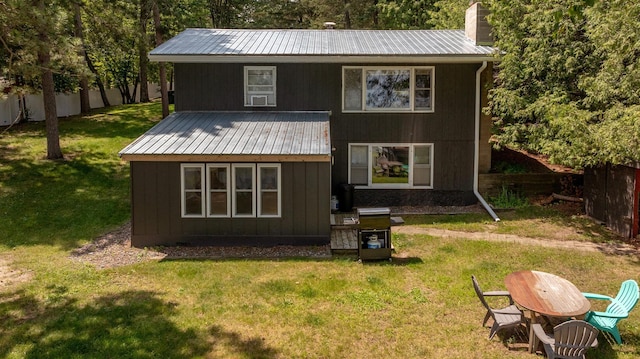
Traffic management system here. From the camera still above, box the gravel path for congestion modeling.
[394,227,639,256]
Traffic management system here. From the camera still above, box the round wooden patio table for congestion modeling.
[505,270,591,353]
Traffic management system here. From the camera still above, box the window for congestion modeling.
[258,164,281,217]
[181,164,205,217]
[244,66,276,107]
[348,144,433,188]
[233,164,255,217]
[342,67,434,112]
[181,163,280,218]
[207,164,230,217]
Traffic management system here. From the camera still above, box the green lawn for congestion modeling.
[0,103,638,358]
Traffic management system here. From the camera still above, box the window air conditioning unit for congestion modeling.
[250,95,268,106]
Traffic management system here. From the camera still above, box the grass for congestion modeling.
[489,186,529,209]
[1,102,639,358]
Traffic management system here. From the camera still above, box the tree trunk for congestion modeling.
[74,2,91,113]
[138,0,150,103]
[372,0,379,27]
[344,0,351,29]
[153,0,169,118]
[84,52,110,107]
[35,0,62,159]
[38,46,63,159]
[131,74,139,103]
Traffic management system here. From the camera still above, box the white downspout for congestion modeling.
[474,61,500,222]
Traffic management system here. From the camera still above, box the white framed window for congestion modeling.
[348,144,433,189]
[342,66,434,113]
[207,164,230,217]
[244,66,276,107]
[182,163,282,218]
[232,164,256,217]
[181,164,205,217]
[258,164,281,217]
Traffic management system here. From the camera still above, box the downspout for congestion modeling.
[474,61,500,221]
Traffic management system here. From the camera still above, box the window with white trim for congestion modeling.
[258,164,281,217]
[233,164,256,217]
[244,66,276,107]
[181,163,281,218]
[181,164,205,217]
[348,144,433,188]
[342,67,434,112]
[207,164,230,217]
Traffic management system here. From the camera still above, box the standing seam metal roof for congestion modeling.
[149,28,495,58]
[119,111,331,158]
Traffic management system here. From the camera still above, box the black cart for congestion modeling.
[357,208,392,261]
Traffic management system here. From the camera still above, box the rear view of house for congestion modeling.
[120,3,497,247]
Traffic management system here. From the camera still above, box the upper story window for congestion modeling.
[343,67,434,113]
[244,66,276,107]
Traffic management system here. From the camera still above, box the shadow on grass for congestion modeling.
[0,104,167,250]
[58,103,164,140]
[359,257,424,266]
[0,153,130,249]
[209,325,279,359]
[0,288,279,358]
[497,325,624,358]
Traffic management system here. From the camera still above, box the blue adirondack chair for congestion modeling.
[582,279,639,344]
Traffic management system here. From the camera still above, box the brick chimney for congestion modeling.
[465,2,493,45]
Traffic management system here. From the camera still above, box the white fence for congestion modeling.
[0,83,163,126]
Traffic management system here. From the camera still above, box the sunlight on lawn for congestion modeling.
[0,103,638,358]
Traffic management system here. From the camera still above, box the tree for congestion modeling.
[0,0,85,159]
[73,1,91,113]
[152,0,169,118]
[247,0,316,28]
[488,0,640,167]
[139,0,152,103]
[83,0,140,104]
[377,0,436,29]
[429,0,468,29]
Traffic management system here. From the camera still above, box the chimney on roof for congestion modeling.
[465,2,493,45]
[323,22,336,29]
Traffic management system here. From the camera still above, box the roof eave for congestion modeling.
[148,54,498,64]
[120,154,332,162]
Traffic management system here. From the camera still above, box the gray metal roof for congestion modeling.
[149,29,496,63]
[119,111,331,161]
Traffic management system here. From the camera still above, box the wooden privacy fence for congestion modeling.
[478,173,583,198]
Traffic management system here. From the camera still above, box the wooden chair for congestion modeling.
[471,275,525,340]
[532,320,598,359]
[583,279,639,344]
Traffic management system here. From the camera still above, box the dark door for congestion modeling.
[634,169,640,238]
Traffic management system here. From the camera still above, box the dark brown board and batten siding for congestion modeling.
[174,62,481,206]
[130,161,331,247]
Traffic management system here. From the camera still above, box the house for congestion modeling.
[119,2,498,247]
[584,163,640,239]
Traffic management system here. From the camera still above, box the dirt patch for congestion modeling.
[492,147,579,174]
[69,222,166,270]
[0,257,33,290]
[394,227,638,257]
